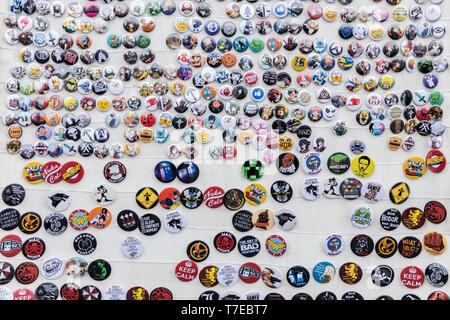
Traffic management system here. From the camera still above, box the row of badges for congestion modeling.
[173,259,448,289]
[224,1,443,22]
[0,273,448,300]
[8,0,210,19]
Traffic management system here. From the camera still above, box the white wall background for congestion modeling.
[0,0,449,300]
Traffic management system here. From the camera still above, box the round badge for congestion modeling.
[350,234,374,257]
[402,207,426,229]
[398,236,422,258]
[423,231,447,255]
[375,236,397,258]
[380,208,401,231]
[339,263,363,285]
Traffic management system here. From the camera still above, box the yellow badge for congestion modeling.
[387,135,402,151]
[244,183,267,206]
[96,96,111,111]
[403,156,426,179]
[23,162,44,184]
[389,182,410,204]
[170,81,186,96]
[278,135,293,151]
[196,128,211,144]
[8,125,22,139]
[351,155,375,178]
[323,5,338,21]
[291,55,307,71]
[139,128,154,143]
[392,5,408,21]
[136,187,159,209]
[124,142,140,157]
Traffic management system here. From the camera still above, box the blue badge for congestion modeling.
[312,262,336,283]
[204,20,220,36]
[233,36,249,52]
[273,2,287,18]
[251,87,265,102]
[217,38,232,53]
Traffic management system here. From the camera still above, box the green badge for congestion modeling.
[242,159,264,181]
[327,152,350,174]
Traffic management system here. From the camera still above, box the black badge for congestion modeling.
[237,235,260,257]
[18,212,42,234]
[2,184,25,206]
[272,119,287,134]
[44,213,68,236]
[375,236,397,258]
[425,263,448,288]
[35,282,59,300]
[276,153,299,175]
[223,188,245,211]
[138,213,161,236]
[296,124,312,138]
[88,259,111,281]
[0,208,20,231]
[371,265,394,287]
[316,291,337,300]
[292,293,313,300]
[401,294,421,301]
[181,187,203,209]
[199,290,220,300]
[286,266,309,288]
[73,233,97,255]
[341,291,364,300]
[186,240,209,263]
[270,180,293,203]
[177,161,200,183]
[117,209,139,232]
[380,208,401,231]
[350,234,374,257]
[232,210,253,232]
[398,236,422,258]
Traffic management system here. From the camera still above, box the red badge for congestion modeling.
[61,161,84,183]
[60,283,81,301]
[0,234,22,257]
[265,235,287,257]
[401,266,424,289]
[426,149,446,173]
[140,111,156,127]
[308,3,323,19]
[13,288,35,300]
[150,287,173,300]
[244,71,258,86]
[21,237,45,260]
[214,231,236,253]
[41,161,63,184]
[69,209,90,231]
[238,262,261,284]
[424,200,447,224]
[15,262,39,285]
[175,260,198,282]
[222,145,237,160]
[158,187,181,210]
[203,186,225,208]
